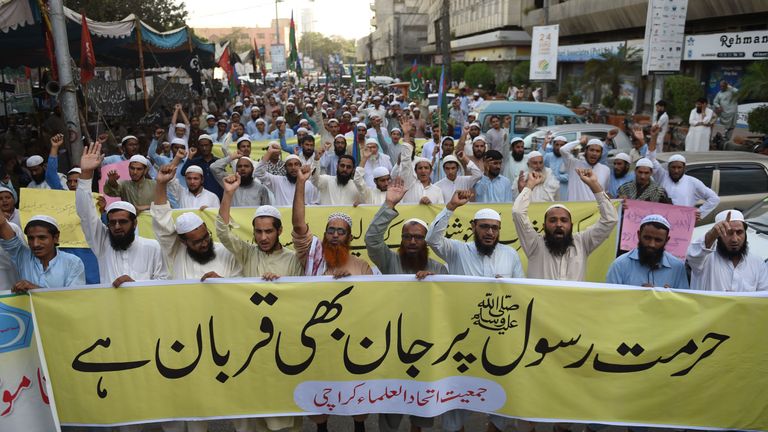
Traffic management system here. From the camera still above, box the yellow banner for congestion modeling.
[19,189,100,249]
[30,278,768,429]
[212,137,428,159]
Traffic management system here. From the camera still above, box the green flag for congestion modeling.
[288,10,302,78]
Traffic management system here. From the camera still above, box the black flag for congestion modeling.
[183,53,203,95]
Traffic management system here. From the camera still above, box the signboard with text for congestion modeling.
[529,25,558,81]
[270,45,287,73]
[683,30,768,61]
[642,0,688,75]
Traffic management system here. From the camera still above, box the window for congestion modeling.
[718,164,768,196]
[257,33,266,39]
[685,165,715,188]
[512,115,548,135]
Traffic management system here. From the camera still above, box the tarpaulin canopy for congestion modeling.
[0,0,215,69]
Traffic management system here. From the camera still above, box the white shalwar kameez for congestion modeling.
[559,140,610,202]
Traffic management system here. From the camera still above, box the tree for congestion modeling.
[584,45,641,105]
[464,63,494,89]
[738,60,768,102]
[451,62,466,82]
[65,0,188,31]
[664,75,703,121]
[298,32,355,65]
[205,27,252,53]
[510,61,530,86]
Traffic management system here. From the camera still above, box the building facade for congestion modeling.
[194,19,291,63]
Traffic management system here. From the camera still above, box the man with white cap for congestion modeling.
[269,116,295,139]
[310,147,360,206]
[204,114,217,135]
[646,125,719,221]
[400,142,444,205]
[24,154,63,190]
[169,103,191,145]
[433,151,483,203]
[607,152,635,198]
[516,150,560,202]
[364,95,388,129]
[354,164,390,206]
[512,168,617,281]
[366,113,390,141]
[502,136,528,182]
[166,163,221,209]
[104,154,156,212]
[210,151,270,207]
[542,134,570,200]
[0,212,84,291]
[319,134,349,176]
[468,91,484,111]
[559,133,614,201]
[65,167,81,191]
[686,209,768,291]
[616,157,671,203]
[359,137,392,188]
[419,125,442,160]
[247,117,270,141]
[410,106,427,138]
[0,186,19,226]
[607,214,688,289]
[103,134,142,166]
[256,146,319,206]
[77,142,167,287]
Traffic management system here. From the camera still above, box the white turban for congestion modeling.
[176,212,204,234]
[473,208,501,222]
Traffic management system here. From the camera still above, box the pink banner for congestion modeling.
[620,199,697,259]
[98,161,130,206]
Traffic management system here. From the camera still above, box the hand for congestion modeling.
[695,210,701,222]
[314,145,325,160]
[279,123,286,133]
[230,123,238,134]
[294,146,300,155]
[112,275,135,288]
[297,164,312,182]
[80,142,104,171]
[363,146,374,160]
[188,146,198,159]
[415,270,434,280]
[222,174,241,193]
[432,144,440,157]
[607,128,619,140]
[456,150,468,164]
[229,150,244,160]
[107,170,120,182]
[199,205,208,212]
[96,133,109,145]
[709,212,737,242]
[331,269,352,279]
[156,164,176,184]
[155,128,165,139]
[96,195,107,213]
[579,135,589,146]
[385,177,406,207]
[576,168,602,192]
[266,146,280,159]
[50,133,64,149]
[526,171,544,189]
[174,148,187,161]
[419,196,432,205]
[12,280,38,293]
[262,272,281,281]
[446,190,471,211]
[201,271,222,282]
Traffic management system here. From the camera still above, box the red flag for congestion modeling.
[44,26,57,81]
[218,43,233,78]
[80,12,96,84]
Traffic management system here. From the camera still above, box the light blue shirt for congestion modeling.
[269,129,295,140]
[608,171,635,198]
[474,175,514,203]
[606,248,689,289]
[246,122,270,140]
[544,153,569,201]
[0,235,85,287]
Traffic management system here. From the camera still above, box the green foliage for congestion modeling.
[205,27,251,53]
[497,82,509,95]
[601,94,615,109]
[451,62,467,82]
[298,32,355,66]
[556,91,568,104]
[510,61,530,86]
[570,94,583,108]
[401,66,413,81]
[584,45,641,102]
[616,97,633,113]
[464,63,494,89]
[747,105,768,134]
[65,0,188,31]
[737,60,768,102]
[664,75,703,120]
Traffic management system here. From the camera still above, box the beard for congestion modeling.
[716,238,748,261]
[614,167,629,178]
[474,236,498,256]
[544,228,574,257]
[322,238,351,269]
[637,243,665,268]
[32,173,45,183]
[240,174,254,186]
[334,146,347,157]
[187,242,216,264]
[286,172,297,184]
[696,107,703,114]
[336,171,352,186]
[109,229,136,251]
[398,246,429,273]
[553,148,561,157]
[512,151,524,162]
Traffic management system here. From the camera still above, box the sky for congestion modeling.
[184,0,373,41]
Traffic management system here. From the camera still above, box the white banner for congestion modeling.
[683,31,768,61]
[642,0,688,75]
[529,25,559,81]
[270,45,287,73]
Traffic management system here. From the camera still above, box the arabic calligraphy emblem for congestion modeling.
[471,293,520,335]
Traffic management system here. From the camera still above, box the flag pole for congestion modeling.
[135,17,149,113]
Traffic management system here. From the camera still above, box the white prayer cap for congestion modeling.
[254,205,282,221]
[404,218,428,231]
[237,136,251,144]
[275,116,286,123]
[365,138,378,146]
[297,127,309,134]
[27,215,59,230]
[171,137,186,146]
[614,152,631,164]
[471,135,487,144]
[206,114,215,120]
[553,135,567,143]
[175,122,187,129]
[372,166,390,179]
[217,119,228,125]
[715,210,745,223]
[511,137,524,144]
[120,135,138,144]
[414,157,433,168]
[545,203,571,216]
[469,122,481,129]
[369,112,381,119]
[639,214,671,230]
[231,112,241,118]
[342,111,352,116]
[635,158,653,169]
[198,134,214,143]
[0,186,14,196]
[473,208,501,222]
[255,118,267,125]
[390,128,402,134]
[668,154,686,164]
[235,101,243,107]
[67,167,82,175]
[413,107,420,112]
[25,155,44,167]
[185,165,204,176]
[327,118,339,124]
[442,155,460,167]
[105,201,137,216]
[468,112,479,118]
[351,117,360,122]
[328,212,353,227]
[334,134,346,141]
[299,118,309,124]
[373,95,381,101]
[128,155,149,167]
[356,123,367,130]
[473,92,480,96]
[586,138,603,149]
[175,212,204,235]
[284,154,301,163]
[440,136,454,144]
[528,151,543,159]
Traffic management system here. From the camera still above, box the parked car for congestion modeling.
[523,124,633,157]
[654,151,768,224]
[691,195,768,262]
[427,93,456,113]
[475,101,583,139]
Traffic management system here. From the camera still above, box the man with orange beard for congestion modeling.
[291,163,373,432]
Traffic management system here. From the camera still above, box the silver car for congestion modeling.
[523,123,633,157]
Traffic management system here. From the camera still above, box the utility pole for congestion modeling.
[48,0,82,164]
[275,0,280,44]
[440,0,452,87]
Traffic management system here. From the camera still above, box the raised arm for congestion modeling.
[218,174,240,225]
[77,141,109,253]
[425,190,470,262]
[292,164,311,235]
[575,168,618,252]
[46,133,65,190]
[511,171,545,256]
[364,177,406,270]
